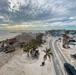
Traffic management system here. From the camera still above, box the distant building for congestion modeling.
[69,31,76,35]
[53,31,60,36]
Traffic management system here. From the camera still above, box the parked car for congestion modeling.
[69,40,76,45]
[64,63,76,75]
[71,54,76,59]
[69,40,76,42]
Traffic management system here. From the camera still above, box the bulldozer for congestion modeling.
[0,40,15,53]
[23,46,30,52]
[4,46,15,53]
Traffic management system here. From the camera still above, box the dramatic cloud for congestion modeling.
[0,0,76,30]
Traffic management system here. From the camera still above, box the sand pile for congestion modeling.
[15,32,37,43]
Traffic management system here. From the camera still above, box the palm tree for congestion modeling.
[62,34,69,48]
[43,48,53,61]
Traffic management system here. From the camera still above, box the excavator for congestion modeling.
[0,41,15,53]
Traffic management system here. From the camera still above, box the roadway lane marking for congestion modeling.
[52,40,64,75]
[57,65,59,69]
[49,40,62,75]
[57,41,68,62]
[57,65,62,75]
[52,39,67,75]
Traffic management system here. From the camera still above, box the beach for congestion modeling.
[0,32,55,75]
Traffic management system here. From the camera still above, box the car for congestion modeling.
[69,42,76,45]
[69,40,76,45]
[69,40,76,42]
[64,63,76,75]
[71,54,76,59]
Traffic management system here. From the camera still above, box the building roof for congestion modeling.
[53,31,60,36]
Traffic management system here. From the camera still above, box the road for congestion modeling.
[49,38,67,75]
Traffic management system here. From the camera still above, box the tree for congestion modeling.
[23,33,44,53]
[27,39,38,51]
[36,33,44,46]
[62,34,69,48]
[43,48,53,61]
[65,30,70,34]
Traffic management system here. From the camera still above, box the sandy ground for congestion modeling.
[0,47,21,68]
[57,40,76,68]
[0,38,56,75]
[0,32,37,68]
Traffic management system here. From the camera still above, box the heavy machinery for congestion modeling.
[4,46,15,53]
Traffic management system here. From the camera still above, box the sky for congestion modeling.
[0,0,76,30]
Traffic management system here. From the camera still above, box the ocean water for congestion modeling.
[0,30,21,41]
[0,30,45,41]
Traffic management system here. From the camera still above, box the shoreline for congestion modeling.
[0,30,45,41]
[0,33,21,42]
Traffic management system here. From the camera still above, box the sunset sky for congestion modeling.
[0,0,76,30]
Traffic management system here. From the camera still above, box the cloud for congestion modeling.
[5,0,76,21]
[0,16,4,19]
[0,22,36,30]
[0,0,76,30]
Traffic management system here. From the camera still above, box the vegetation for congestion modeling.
[23,33,44,52]
[43,48,53,61]
[62,34,69,48]
[45,30,53,36]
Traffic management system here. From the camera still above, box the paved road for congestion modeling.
[49,38,67,75]
[54,39,67,63]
